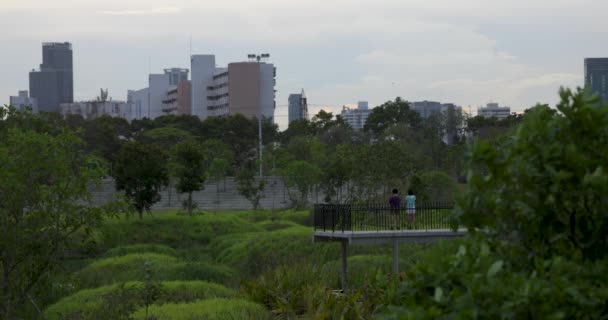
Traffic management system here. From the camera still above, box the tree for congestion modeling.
[364,97,421,136]
[280,160,322,208]
[114,142,169,218]
[458,88,608,262]
[171,141,206,215]
[236,169,266,210]
[0,127,114,318]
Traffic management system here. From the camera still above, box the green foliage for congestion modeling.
[171,140,206,215]
[132,298,272,320]
[44,281,236,320]
[138,127,194,150]
[114,142,169,218]
[458,88,608,262]
[0,126,116,318]
[411,171,458,202]
[280,160,322,207]
[364,97,421,135]
[73,253,237,288]
[235,168,266,210]
[378,238,608,319]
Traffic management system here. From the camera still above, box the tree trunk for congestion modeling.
[188,192,193,216]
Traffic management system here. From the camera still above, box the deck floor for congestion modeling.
[313,228,467,244]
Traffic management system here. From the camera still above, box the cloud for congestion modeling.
[96,6,180,16]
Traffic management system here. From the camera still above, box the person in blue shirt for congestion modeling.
[405,189,416,228]
[388,188,401,230]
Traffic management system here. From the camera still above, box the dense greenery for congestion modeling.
[3,87,606,319]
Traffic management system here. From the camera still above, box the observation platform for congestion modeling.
[312,203,467,291]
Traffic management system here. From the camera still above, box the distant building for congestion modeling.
[29,42,73,112]
[410,101,461,119]
[341,101,372,130]
[127,68,190,120]
[584,58,608,102]
[59,101,132,120]
[130,54,276,121]
[477,103,511,119]
[9,90,38,113]
[288,89,308,124]
[205,58,276,120]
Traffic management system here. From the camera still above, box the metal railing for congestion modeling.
[314,202,455,232]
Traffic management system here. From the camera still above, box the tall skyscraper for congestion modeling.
[29,42,73,112]
[288,89,308,124]
[585,58,608,102]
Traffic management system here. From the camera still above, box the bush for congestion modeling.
[73,253,237,288]
[378,237,608,319]
[103,244,178,258]
[45,281,236,320]
[131,298,272,320]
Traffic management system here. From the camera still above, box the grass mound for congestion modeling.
[99,212,263,249]
[211,226,339,276]
[74,253,237,288]
[255,220,299,231]
[44,281,236,320]
[132,298,272,320]
[103,244,178,257]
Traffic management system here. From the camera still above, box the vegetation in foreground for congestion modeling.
[2,88,607,319]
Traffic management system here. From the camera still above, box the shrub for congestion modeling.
[131,298,272,320]
[45,281,236,320]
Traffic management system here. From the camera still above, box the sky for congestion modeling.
[1,0,606,129]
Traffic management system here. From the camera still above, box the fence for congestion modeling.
[314,203,455,232]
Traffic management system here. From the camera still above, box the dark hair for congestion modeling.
[408,189,414,195]
[392,188,398,194]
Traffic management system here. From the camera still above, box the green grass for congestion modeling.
[132,298,272,320]
[98,212,264,250]
[44,281,237,320]
[73,253,237,288]
[210,225,341,276]
[103,244,178,257]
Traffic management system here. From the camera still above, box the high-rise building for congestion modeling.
[128,68,190,119]
[9,90,38,113]
[288,89,308,124]
[127,54,276,121]
[341,101,372,130]
[29,42,73,112]
[205,57,276,120]
[584,58,608,102]
[477,103,511,119]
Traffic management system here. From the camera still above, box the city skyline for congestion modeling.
[2,0,606,129]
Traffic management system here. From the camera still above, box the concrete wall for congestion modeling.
[228,62,261,119]
[128,88,149,120]
[177,80,191,115]
[91,176,314,210]
[149,74,170,119]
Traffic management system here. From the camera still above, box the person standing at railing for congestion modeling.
[388,188,401,230]
[406,189,416,228]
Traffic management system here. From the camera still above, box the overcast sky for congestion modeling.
[1,0,606,129]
